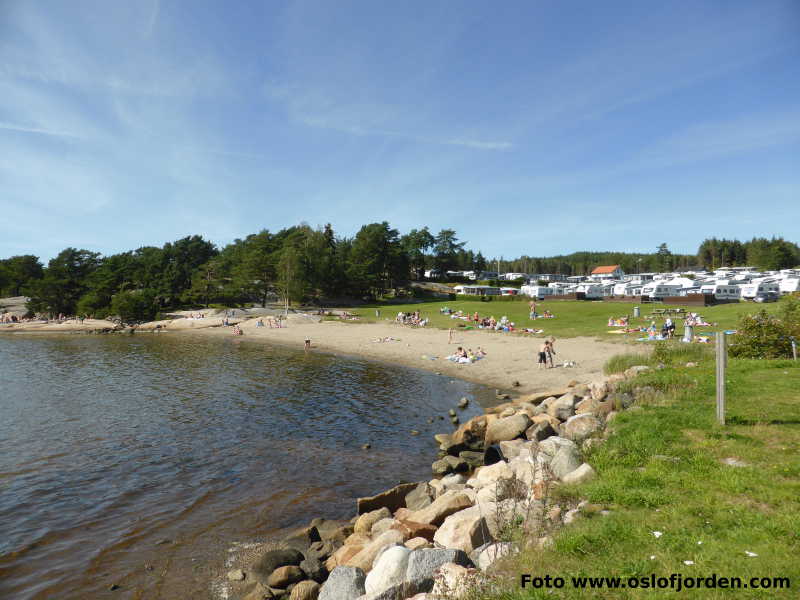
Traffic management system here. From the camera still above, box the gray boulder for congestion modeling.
[405,482,434,510]
[525,421,556,442]
[364,545,411,596]
[300,556,328,583]
[404,548,474,594]
[550,446,582,480]
[319,566,366,600]
[560,414,602,444]
[485,414,532,445]
[547,394,576,421]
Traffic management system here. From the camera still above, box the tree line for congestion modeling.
[0,227,797,322]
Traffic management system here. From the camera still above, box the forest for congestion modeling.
[1,223,798,321]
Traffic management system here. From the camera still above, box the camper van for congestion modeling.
[779,278,800,295]
[641,282,682,299]
[576,283,603,299]
[520,285,555,299]
[700,282,741,300]
[453,284,500,296]
[741,281,780,300]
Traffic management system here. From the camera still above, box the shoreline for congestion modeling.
[1,315,638,394]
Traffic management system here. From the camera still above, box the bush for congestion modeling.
[729,309,799,359]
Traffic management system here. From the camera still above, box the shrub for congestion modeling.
[729,309,799,359]
[110,289,157,323]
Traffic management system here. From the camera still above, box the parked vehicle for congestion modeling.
[754,291,779,303]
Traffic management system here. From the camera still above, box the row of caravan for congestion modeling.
[519,280,794,300]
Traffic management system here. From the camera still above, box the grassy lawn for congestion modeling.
[484,348,800,599]
[344,299,778,340]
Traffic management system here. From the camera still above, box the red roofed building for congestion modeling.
[590,265,624,280]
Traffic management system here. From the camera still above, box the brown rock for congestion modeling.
[405,490,473,527]
[354,507,391,534]
[344,532,371,546]
[357,482,420,514]
[342,529,407,572]
[391,519,438,542]
[485,414,532,445]
[289,580,320,600]
[325,543,364,571]
[267,565,304,588]
[404,537,432,551]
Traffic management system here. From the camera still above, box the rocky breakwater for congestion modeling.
[227,365,652,600]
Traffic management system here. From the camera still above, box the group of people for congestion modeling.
[396,311,428,326]
[231,324,243,335]
[446,346,487,364]
[607,316,629,327]
[537,338,557,369]
[684,312,713,327]
[528,301,554,319]
[185,312,206,319]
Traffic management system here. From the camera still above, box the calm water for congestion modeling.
[0,334,492,599]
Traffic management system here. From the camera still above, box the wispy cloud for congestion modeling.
[0,121,81,139]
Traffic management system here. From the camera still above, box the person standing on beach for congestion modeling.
[304,338,311,351]
[529,300,537,320]
[547,337,556,368]
[538,341,549,369]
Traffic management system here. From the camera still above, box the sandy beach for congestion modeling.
[187,317,638,393]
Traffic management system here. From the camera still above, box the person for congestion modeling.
[538,341,549,369]
[476,346,487,357]
[304,338,311,351]
[547,337,556,368]
[448,328,454,344]
[529,300,537,319]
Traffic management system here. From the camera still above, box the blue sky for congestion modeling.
[1,0,799,262]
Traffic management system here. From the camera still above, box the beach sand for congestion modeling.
[188,317,639,393]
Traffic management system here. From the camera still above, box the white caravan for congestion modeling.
[641,282,682,299]
[779,278,800,294]
[520,285,555,299]
[700,282,741,300]
[741,281,781,300]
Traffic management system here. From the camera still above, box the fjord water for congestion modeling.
[0,334,491,599]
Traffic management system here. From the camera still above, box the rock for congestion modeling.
[289,580,320,600]
[228,569,246,581]
[300,557,328,583]
[433,506,492,554]
[458,450,484,468]
[561,463,596,485]
[526,389,570,404]
[471,461,514,490]
[410,430,419,436]
[624,365,651,378]
[344,529,407,572]
[561,414,602,444]
[371,518,397,537]
[430,562,479,599]
[450,416,460,425]
[406,491,473,527]
[550,446,582,480]
[563,508,581,525]
[362,444,371,450]
[498,439,526,460]
[547,394,576,421]
[319,566,366,600]
[243,582,276,600]
[252,549,305,585]
[475,542,513,571]
[284,525,322,553]
[364,545,411,596]
[326,543,365,572]
[608,392,635,410]
[485,414,532,445]
[345,532,373,547]
[606,411,618,423]
[458,397,469,409]
[547,506,561,522]
[405,548,474,595]
[405,482,434,511]
[448,409,457,417]
[268,565,305,589]
[432,456,468,475]
[498,406,517,418]
[451,415,489,449]
[391,519,437,542]
[358,483,420,514]
[525,421,556,441]
[405,537,432,551]
[538,436,578,459]
[589,380,609,401]
[482,444,503,466]
[355,507,392,534]
[721,457,748,468]
[311,519,353,544]
[686,361,697,368]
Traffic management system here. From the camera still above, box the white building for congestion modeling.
[520,285,556,299]
[453,284,501,296]
[590,265,625,280]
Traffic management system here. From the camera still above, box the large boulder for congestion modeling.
[327,542,366,571]
[485,414,532,445]
[470,461,514,490]
[475,541,514,571]
[547,394,576,421]
[284,525,322,553]
[405,483,434,511]
[343,529,407,572]
[252,548,305,585]
[364,545,411,596]
[432,506,492,554]
[550,446,582,480]
[458,450,484,468]
[526,421,556,441]
[624,365,651,378]
[589,380,609,401]
[405,491,473,527]
[431,456,468,476]
[537,436,578,459]
[300,556,328,583]
[319,566,366,600]
[451,415,489,449]
[430,563,479,599]
[405,548,474,595]
[357,483,420,514]
[560,414,602,444]
[354,507,392,534]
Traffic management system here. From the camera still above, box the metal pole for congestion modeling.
[792,338,797,361]
[716,332,726,425]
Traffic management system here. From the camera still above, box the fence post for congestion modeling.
[716,332,726,425]
[791,338,797,361]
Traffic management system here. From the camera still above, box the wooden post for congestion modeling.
[716,332,726,425]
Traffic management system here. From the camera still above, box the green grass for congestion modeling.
[481,352,800,599]
[344,298,780,340]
